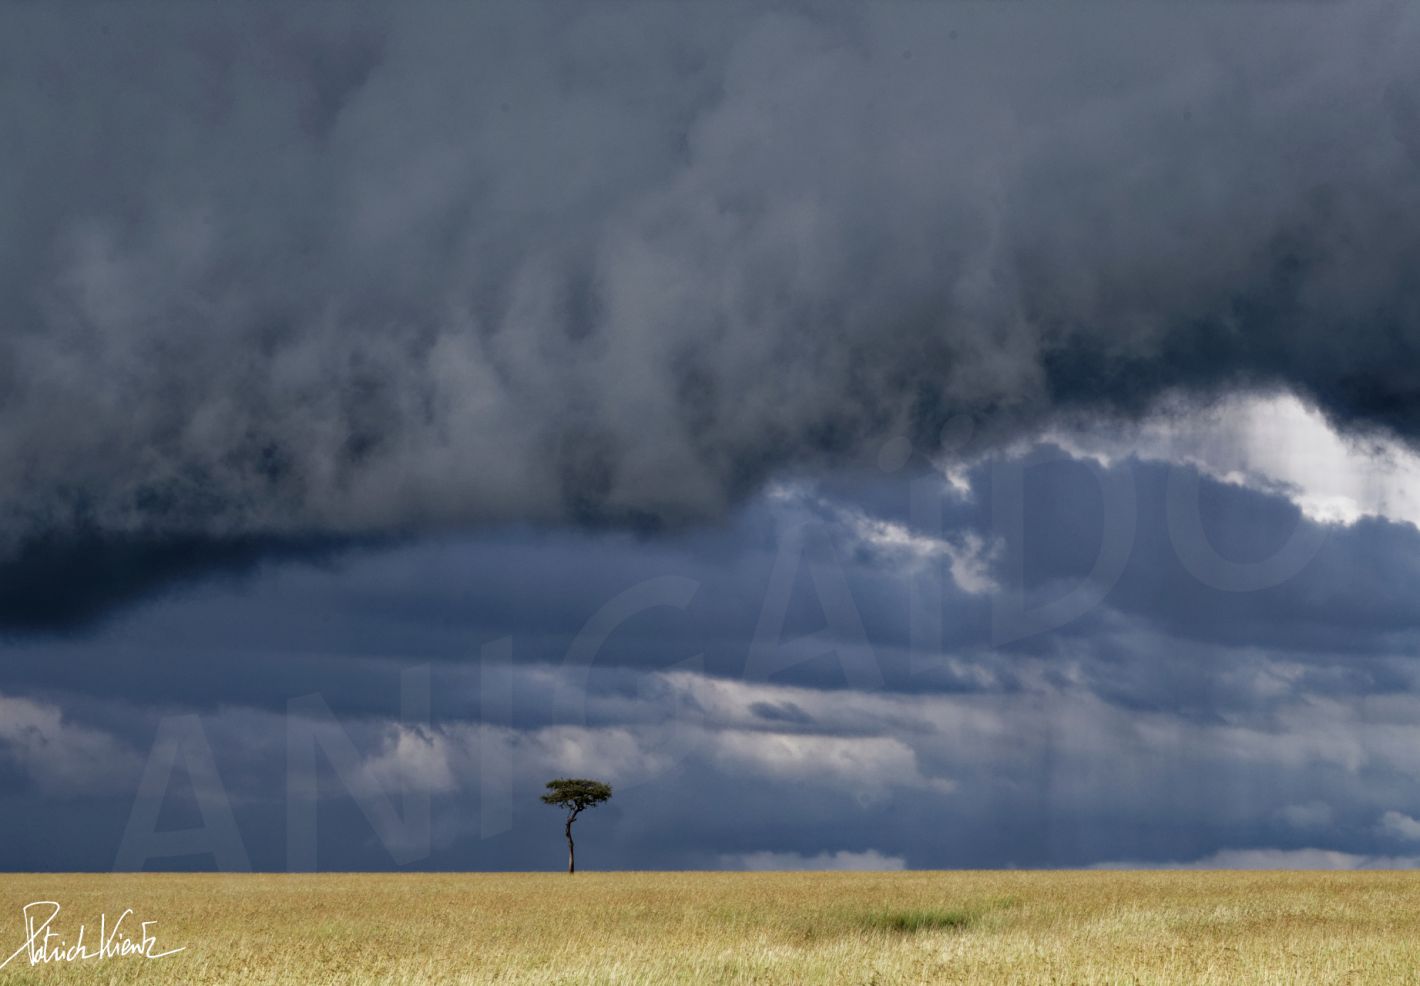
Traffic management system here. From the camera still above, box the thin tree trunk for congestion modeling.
[565,814,576,874]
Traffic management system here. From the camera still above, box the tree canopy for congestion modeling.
[541,778,613,812]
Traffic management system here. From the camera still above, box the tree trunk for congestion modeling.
[565,814,576,874]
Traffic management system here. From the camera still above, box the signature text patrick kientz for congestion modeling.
[0,900,185,969]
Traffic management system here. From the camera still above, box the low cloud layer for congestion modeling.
[720,850,906,871]
[4,3,1420,615]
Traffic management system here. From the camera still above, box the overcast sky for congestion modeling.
[5,2,1420,872]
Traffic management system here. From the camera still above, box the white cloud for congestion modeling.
[359,726,457,795]
[841,509,1000,595]
[709,729,953,794]
[765,480,1000,595]
[720,849,906,871]
[445,722,678,787]
[1044,391,1420,531]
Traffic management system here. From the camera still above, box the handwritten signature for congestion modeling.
[0,901,184,969]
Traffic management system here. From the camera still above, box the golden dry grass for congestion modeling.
[2,870,1419,984]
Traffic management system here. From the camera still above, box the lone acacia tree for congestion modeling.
[540,778,612,874]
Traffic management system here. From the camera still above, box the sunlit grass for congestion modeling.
[2,870,1419,984]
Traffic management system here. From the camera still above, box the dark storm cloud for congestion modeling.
[10,2,1420,873]
[0,530,362,632]
[9,449,1420,720]
[3,2,1420,625]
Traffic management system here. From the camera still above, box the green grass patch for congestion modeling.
[863,906,978,933]
[859,896,1018,935]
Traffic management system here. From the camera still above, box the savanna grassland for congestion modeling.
[2,870,1419,985]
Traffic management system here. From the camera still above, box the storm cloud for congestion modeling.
[6,449,1420,870]
[3,1,1420,594]
[8,3,1420,873]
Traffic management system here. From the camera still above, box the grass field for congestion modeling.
[2,870,1420,984]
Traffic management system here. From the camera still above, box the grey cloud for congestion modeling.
[12,653,1420,870]
[11,445,1420,723]
[718,850,906,871]
[1096,848,1420,870]
[3,2,1420,612]
[0,692,143,797]
[12,3,1420,875]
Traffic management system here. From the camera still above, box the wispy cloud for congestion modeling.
[718,850,906,872]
